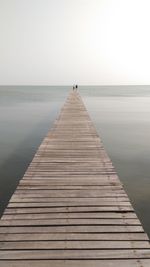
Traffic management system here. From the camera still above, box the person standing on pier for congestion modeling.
[73,84,78,91]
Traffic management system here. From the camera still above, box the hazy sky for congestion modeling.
[0,0,150,85]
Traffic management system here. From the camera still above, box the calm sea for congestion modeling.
[0,85,150,236]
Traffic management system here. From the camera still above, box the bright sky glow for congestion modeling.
[0,0,150,85]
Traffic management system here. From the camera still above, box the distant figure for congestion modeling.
[73,84,78,91]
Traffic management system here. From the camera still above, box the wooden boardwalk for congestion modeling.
[0,91,150,266]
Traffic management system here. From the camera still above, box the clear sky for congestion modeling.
[0,0,150,85]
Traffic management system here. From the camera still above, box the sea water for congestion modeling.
[0,85,150,236]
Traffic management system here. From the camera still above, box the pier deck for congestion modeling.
[0,91,150,266]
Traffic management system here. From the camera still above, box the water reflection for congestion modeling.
[0,86,68,215]
[80,86,150,237]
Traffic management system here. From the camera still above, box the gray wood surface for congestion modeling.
[0,90,150,265]
[0,260,150,267]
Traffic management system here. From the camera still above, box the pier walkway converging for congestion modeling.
[0,91,150,266]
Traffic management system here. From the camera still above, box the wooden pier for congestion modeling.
[0,91,150,266]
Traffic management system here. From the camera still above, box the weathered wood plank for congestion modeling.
[0,249,150,260]
[10,197,128,202]
[7,202,132,208]
[4,205,134,214]
[0,218,140,226]
[0,240,149,250]
[11,190,127,197]
[0,225,144,234]
[0,233,147,241]
[2,212,137,220]
[0,260,150,267]
[17,185,123,190]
